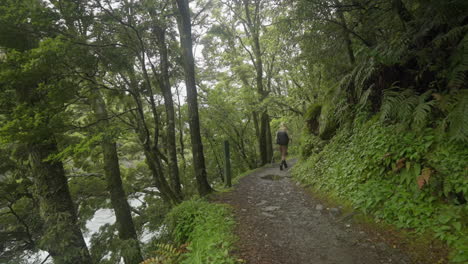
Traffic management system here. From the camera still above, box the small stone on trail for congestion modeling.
[241,209,247,212]
[330,207,342,217]
[315,204,324,211]
[256,200,267,206]
[261,212,275,218]
[263,206,280,212]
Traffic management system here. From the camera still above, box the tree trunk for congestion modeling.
[259,111,269,165]
[29,143,92,264]
[175,0,213,196]
[154,26,183,199]
[143,148,181,206]
[175,86,187,175]
[254,36,269,166]
[335,4,355,65]
[127,69,181,205]
[244,0,270,166]
[90,89,143,264]
[265,113,273,163]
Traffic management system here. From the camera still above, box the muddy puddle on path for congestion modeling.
[215,159,414,264]
[260,174,282,181]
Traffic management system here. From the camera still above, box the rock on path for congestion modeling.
[214,159,412,264]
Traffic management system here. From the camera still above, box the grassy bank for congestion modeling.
[292,119,468,263]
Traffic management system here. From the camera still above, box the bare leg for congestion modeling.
[280,145,288,161]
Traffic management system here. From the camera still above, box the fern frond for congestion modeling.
[140,257,164,264]
[380,85,435,129]
[447,33,468,89]
[396,89,418,123]
[412,90,435,129]
[433,25,468,48]
[380,84,402,122]
[140,243,186,264]
[337,71,354,97]
[337,58,377,106]
[446,90,468,142]
[358,84,373,108]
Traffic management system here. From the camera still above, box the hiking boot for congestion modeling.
[284,161,288,168]
[280,163,283,170]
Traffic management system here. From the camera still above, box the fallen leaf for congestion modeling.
[432,93,442,100]
[417,167,432,189]
[393,158,406,172]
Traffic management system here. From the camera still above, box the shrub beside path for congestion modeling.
[214,159,413,264]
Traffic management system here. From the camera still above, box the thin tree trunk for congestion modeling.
[253,30,269,166]
[259,111,269,165]
[126,70,181,205]
[29,143,92,264]
[175,85,187,175]
[335,4,355,65]
[90,89,143,264]
[143,148,181,206]
[175,0,213,196]
[154,26,183,199]
[265,113,273,163]
[243,0,270,166]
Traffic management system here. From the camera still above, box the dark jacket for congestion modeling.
[276,130,289,145]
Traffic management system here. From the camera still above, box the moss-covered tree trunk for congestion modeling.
[29,143,92,264]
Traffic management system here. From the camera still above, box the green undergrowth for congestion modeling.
[292,119,468,263]
[146,199,238,264]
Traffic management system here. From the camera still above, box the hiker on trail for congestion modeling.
[276,122,290,170]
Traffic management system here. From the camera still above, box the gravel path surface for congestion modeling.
[214,159,413,264]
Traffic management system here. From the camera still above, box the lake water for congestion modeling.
[28,197,155,263]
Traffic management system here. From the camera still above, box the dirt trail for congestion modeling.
[215,159,413,264]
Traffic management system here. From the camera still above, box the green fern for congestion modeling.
[337,58,378,106]
[380,86,436,129]
[447,33,468,89]
[412,90,435,130]
[380,85,413,122]
[140,243,186,264]
[446,90,468,142]
[433,25,468,48]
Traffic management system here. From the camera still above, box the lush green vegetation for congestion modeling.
[162,199,237,264]
[293,120,468,262]
[138,200,237,264]
[0,0,466,263]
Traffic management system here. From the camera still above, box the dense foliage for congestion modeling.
[154,199,237,264]
[0,0,466,263]
[289,0,468,262]
[293,119,468,262]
